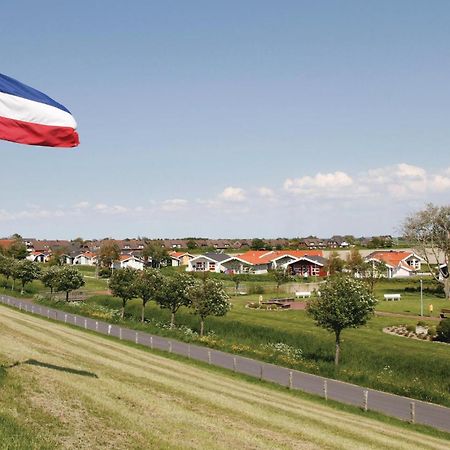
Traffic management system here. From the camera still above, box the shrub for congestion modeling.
[248,284,265,295]
[406,325,416,333]
[417,320,427,327]
[436,320,450,343]
[427,326,437,338]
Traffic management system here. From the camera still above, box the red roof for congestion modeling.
[368,251,414,267]
[0,239,14,250]
[237,250,323,265]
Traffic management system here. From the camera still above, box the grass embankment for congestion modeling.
[0,306,449,449]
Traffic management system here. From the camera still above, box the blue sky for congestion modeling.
[1,1,450,239]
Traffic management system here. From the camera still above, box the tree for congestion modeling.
[250,238,266,250]
[109,268,137,319]
[402,203,450,298]
[9,258,20,291]
[346,248,365,277]
[55,266,85,301]
[326,251,345,275]
[133,268,164,322]
[41,266,62,295]
[186,239,197,251]
[361,259,387,292]
[142,242,169,268]
[187,278,231,336]
[0,255,13,286]
[156,273,196,328]
[269,268,290,294]
[7,238,27,260]
[98,240,120,269]
[307,276,377,365]
[14,260,41,294]
[230,274,242,296]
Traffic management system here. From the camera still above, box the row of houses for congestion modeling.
[181,249,426,278]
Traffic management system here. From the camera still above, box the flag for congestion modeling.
[0,73,79,147]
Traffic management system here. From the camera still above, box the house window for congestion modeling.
[311,266,320,276]
[209,263,216,271]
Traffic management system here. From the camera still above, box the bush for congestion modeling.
[427,326,437,338]
[248,284,265,295]
[417,320,427,327]
[406,325,416,333]
[436,320,450,343]
[99,267,111,278]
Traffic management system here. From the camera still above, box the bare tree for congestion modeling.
[402,203,450,298]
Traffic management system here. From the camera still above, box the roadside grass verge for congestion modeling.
[0,305,449,448]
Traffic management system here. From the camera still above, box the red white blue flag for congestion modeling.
[0,73,79,147]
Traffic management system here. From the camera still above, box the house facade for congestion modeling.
[364,251,424,278]
[287,256,328,277]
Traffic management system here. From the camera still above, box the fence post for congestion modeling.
[150,336,153,349]
[19,302,22,310]
[188,344,191,359]
[95,321,99,332]
[25,304,28,312]
[259,365,263,381]
[74,316,77,325]
[84,318,87,329]
[289,371,293,389]
[32,306,34,314]
[64,314,67,323]
[208,350,211,364]
[169,341,173,353]
[363,390,368,412]
[233,357,237,372]
[135,332,138,344]
[47,309,50,319]
[108,324,111,335]
[323,380,328,401]
[119,328,122,340]
[410,402,416,424]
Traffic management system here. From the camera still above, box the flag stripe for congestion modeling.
[0,116,79,148]
[0,73,70,113]
[0,92,77,128]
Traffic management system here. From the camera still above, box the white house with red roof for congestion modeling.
[112,254,145,271]
[73,252,98,266]
[364,250,424,278]
[170,251,194,267]
[26,251,49,263]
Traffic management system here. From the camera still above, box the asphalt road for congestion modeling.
[1,294,449,433]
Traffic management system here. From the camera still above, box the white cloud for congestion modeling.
[219,186,246,202]
[161,198,188,212]
[258,187,275,199]
[74,201,90,209]
[284,171,353,195]
[94,203,128,214]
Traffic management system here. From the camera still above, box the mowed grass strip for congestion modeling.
[0,307,448,450]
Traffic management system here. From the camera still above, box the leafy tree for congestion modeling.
[0,255,14,287]
[133,268,164,322]
[402,203,450,298]
[186,239,197,251]
[7,238,28,260]
[156,273,196,327]
[14,260,41,294]
[346,248,365,276]
[307,276,377,365]
[269,268,290,294]
[55,266,85,301]
[109,268,137,319]
[9,258,20,291]
[41,266,62,294]
[230,274,242,296]
[362,259,387,292]
[98,240,120,268]
[142,242,169,268]
[326,251,345,275]
[250,238,266,250]
[187,278,231,336]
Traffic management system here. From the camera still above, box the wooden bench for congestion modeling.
[262,301,291,309]
[295,291,311,298]
[440,308,450,319]
[383,293,401,301]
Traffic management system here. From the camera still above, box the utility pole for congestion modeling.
[420,278,423,317]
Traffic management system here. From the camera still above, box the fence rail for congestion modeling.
[1,294,449,433]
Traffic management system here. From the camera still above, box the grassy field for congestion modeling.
[0,306,449,449]
[2,271,450,407]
